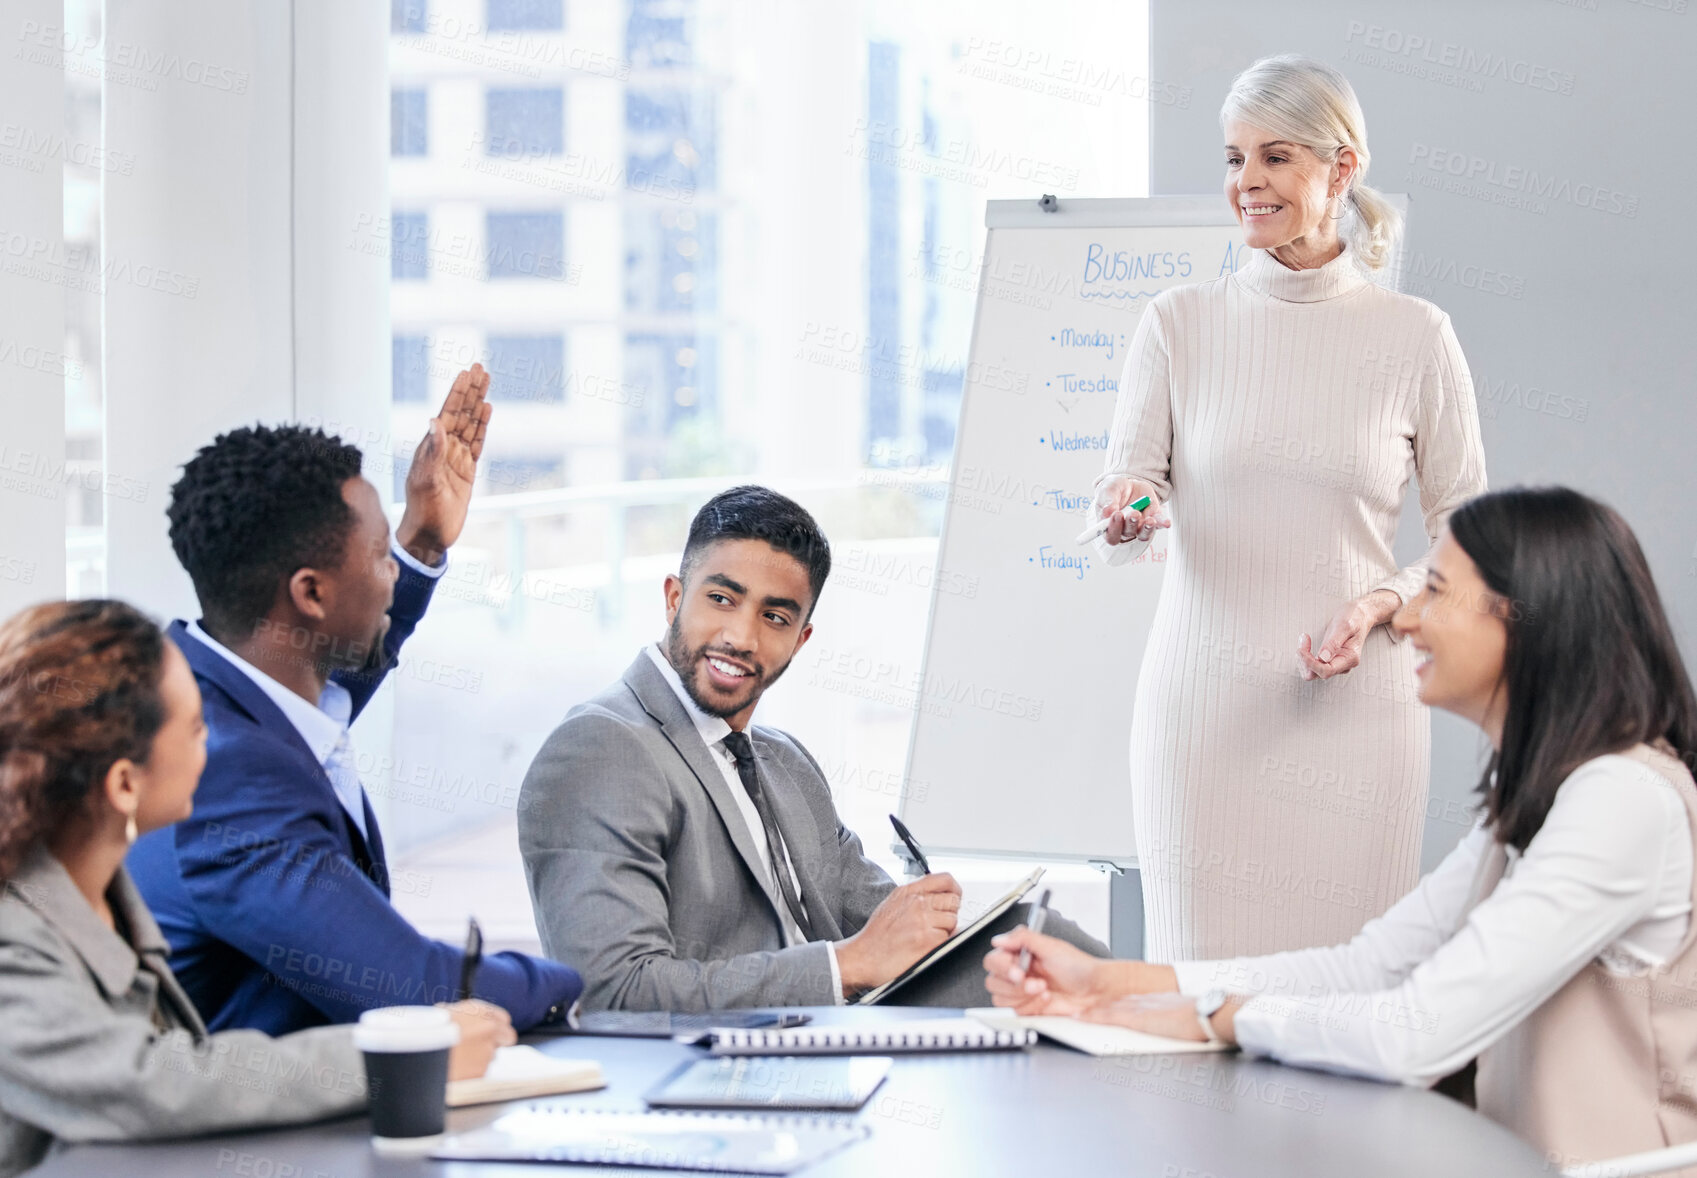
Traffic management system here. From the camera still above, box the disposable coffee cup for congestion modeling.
[353,1006,459,1154]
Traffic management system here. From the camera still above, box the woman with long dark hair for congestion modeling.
[988,488,1697,1167]
[0,600,512,1176]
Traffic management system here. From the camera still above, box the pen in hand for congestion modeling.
[1076,495,1153,545]
[457,916,483,1003]
[888,813,931,875]
[1017,889,1052,976]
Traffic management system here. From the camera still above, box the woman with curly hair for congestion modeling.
[0,599,511,1176]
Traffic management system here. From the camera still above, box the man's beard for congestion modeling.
[663,617,791,719]
[352,616,396,678]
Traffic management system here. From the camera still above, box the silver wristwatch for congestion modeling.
[1195,989,1227,1044]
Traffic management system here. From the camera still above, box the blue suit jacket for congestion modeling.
[127,561,582,1034]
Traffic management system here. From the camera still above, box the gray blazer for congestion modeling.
[519,653,897,1012]
[0,845,365,1177]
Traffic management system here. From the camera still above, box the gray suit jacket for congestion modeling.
[519,653,897,1011]
[0,845,364,1178]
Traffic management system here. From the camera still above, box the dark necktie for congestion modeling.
[721,730,815,941]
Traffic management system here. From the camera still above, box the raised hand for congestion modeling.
[397,364,493,566]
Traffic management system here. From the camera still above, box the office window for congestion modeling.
[922,368,962,459]
[391,0,429,33]
[390,211,431,280]
[487,0,564,30]
[485,88,565,157]
[383,0,1148,954]
[626,0,690,68]
[625,208,715,314]
[393,335,432,402]
[485,456,565,494]
[866,41,902,460]
[625,87,714,194]
[485,211,565,280]
[62,0,105,593]
[391,88,429,157]
[622,333,722,479]
[486,335,566,403]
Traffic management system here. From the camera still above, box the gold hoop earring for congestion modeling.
[124,812,138,844]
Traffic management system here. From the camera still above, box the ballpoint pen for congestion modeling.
[1017,888,1052,975]
[457,915,483,1002]
[888,813,931,875]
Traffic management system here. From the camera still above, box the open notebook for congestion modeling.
[445,1046,607,1108]
[855,866,1045,1005]
[969,1009,1229,1057]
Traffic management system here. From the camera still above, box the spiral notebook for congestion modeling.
[707,1017,1036,1056]
[431,1107,869,1174]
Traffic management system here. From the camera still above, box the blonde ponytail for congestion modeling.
[1346,181,1401,272]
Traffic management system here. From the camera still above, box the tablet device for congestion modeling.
[645,1055,892,1112]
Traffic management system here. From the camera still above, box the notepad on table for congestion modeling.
[855,866,1046,1005]
[707,1017,1034,1056]
[969,1009,1229,1057]
[444,1045,606,1107]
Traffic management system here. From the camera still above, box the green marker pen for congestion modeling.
[1075,494,1153,546]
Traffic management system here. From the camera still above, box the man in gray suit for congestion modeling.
[519,485,1104,1011]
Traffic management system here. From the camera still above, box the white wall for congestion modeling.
[293,2,392,450]
[0,0,69,614]
[103,2,295,618]
[104,0,389,619]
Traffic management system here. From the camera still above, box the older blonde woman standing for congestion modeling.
[1095,56,1486,960]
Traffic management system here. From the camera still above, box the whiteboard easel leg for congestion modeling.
[1109,869,1145,958]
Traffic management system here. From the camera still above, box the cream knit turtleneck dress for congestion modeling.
[1095,244,1487,960]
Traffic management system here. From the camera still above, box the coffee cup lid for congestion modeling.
[353,1006,462,1053]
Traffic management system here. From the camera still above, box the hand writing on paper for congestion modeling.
[835,873,962,997]
[443,999,516,1081]
[983,926,1178,1017]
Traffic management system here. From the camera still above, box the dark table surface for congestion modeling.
[34,1005,1552,1177]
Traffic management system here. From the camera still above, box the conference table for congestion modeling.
[36,1006,1553,1177]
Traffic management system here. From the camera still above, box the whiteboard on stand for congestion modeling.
[899,194,1405,866]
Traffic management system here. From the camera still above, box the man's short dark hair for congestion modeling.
[681,486,832,614]
[167,424,364,634]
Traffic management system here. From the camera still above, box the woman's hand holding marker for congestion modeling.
[1084,476,1171,546]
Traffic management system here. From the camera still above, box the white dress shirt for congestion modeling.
[1171,753,1694,1086]
[644,643,845,1003]
[187,539,446,842]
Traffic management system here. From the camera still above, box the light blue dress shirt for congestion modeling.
[186,539,446,840]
